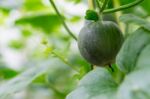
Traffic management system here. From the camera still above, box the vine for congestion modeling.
[103,0,144,13]
[49,0,77,41]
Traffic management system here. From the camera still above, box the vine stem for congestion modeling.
[103,0,144,14]
[96,0,101,10]
[49,0,77,41]
[113,0,125,33]
[88,0,94,9]
[100,0,110,13]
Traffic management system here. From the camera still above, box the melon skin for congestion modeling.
[78,21,124,66]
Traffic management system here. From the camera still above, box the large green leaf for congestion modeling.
[0,61,52,99]
[117,44,150,99]
[15,14,61,33]
[66,68,118,99]
[118,69,150,99]
[116,28,150,73]
[116,26,150,99]
[120,14,150,31]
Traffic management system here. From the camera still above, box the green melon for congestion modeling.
[78,20,124,66]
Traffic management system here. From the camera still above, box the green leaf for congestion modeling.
[120,14,150,31]
[66,68,118,99]
[66,0,82,3]
[119,44,150,99]
[8,40,25,50]
[136,44,150,69]
[120,0,150,15]
[0,62,51,99]
[85,10,99,21]
[118,69,150,99]
[116,28,150,73]
[23,0,46,11]
[15,14,61,33]
[0,66,18,79]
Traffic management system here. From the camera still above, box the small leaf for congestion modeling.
[116,28,150,73]
[23,0,46,11]
[66,68,118,99]
[85,10,99,21]
[0,66,18,79]
[120,14,150,31]
[8,40,25,50]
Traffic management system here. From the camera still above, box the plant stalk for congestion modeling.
[100,0,110,13]
[113,0,125,33]
[103,0,144,14]
[49,0,77,41]
[88,0,94,9]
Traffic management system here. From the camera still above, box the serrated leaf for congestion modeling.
[116,28,150,73]
[15,14,61,33]
[66,68,118,99]
[120,14,150,31]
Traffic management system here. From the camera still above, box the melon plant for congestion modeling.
[0,0,150,99]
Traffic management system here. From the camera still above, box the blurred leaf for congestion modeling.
[15,14,61,33]
[67,68,118,99]
[32,74,46,84]
[141,0,150,14]
[23,0,46,11]
[74,0,82,3]
[66,0,82,3]
[0,61,52,99]
[120,0,150,15]
[8,40,25,50]
[133,6,148,17]
[116,28,150,73]
[70,16,81,22]
[46,62,77,94]
[21,29,32,38]
[0,66,18,79]
[68,53,91,77]
[120,14,150,31]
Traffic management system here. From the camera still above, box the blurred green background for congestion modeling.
[0,0,149,99]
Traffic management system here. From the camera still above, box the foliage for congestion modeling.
[0,0,150,99]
